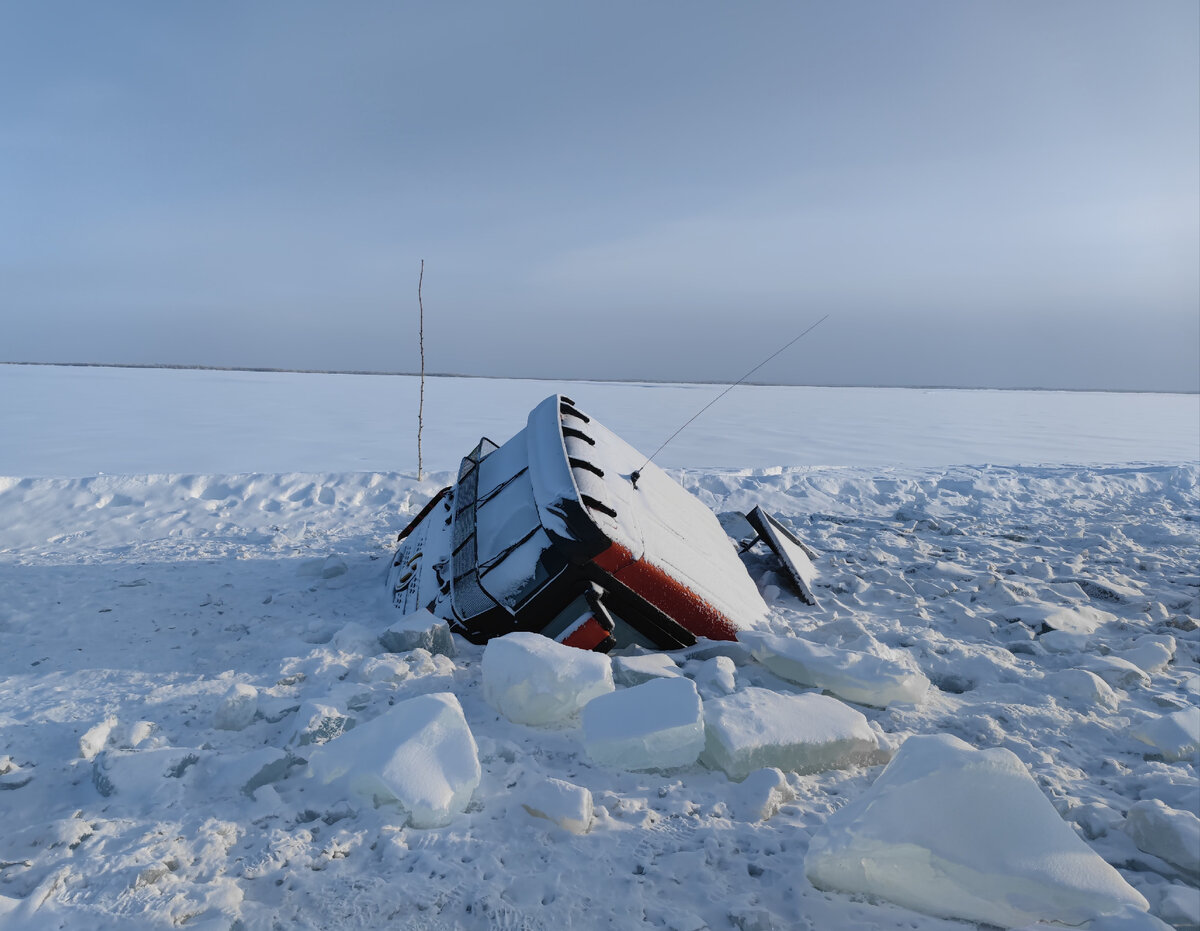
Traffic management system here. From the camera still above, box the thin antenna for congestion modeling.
[630,313,830,486]
[417,259,425,481]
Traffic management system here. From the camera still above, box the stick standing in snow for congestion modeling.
[418,258,425,481]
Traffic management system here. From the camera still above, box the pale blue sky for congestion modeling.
[2,1,1197,391]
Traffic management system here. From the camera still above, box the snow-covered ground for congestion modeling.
[3,363,1198,475]
[0,364,1197,930]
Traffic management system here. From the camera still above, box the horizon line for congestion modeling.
[1,359,1196,397]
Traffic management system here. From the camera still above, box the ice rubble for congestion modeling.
[0,756,31,791]
[1119,634,1176,674]
[701,687,882,780]
[691,655,737,698]
[1081,655,1152,690]
[378,608,456,657]
[330,621,381,656]
[482,631,614,726]
[92,746,205,800]
[287,700,354,747]
[521,777,594,834]
[79,716,119,761]
[213,683,259,731]
[1044,668,1119,711]
[208,747,295,798]
[1123,799,1200,877]
[306,692,480,828]
[357,654,411,683]
[1007,603,1115,634]
[729,767,794,822]
[612,652,683,686]
[1129,706,1200,761]
[737,630,930,708]
[805,734,1151,928]
[581,676,705,771]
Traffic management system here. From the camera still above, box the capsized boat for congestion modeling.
[388,395,812,651]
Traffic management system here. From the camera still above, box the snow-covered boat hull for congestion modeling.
[388,395,768,651]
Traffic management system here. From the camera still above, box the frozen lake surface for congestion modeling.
[1,363,1196,476]
[0,365,1196,930]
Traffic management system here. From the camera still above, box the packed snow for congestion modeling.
[0,364,1197,930]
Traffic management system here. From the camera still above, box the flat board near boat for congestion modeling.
[743,505,821,607]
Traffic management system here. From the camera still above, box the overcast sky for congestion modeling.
[3,1,1197,391]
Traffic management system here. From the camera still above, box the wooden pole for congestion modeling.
[417,259,425,481]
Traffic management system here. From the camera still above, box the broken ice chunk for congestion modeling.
[1123,799,1200,876]
[729,767,794,822]
[691,656,737,698]
[122,720,156,749]
[1044,669,1118,711]
[1157,885,1200,929]
[613,652,682,687]
[581,677,704,771]
[728,905,779,931]
[200,747,295,798]
[701,687,882,780]
[394,646,454,681]
[357,654,411,684]
[213,683,259,731]
[1038,630,1093,654]
[79,716,118,761]
[1007,604,1115,635]
[0,756,32,790]
[379,609,456,658]
[92,747,204,800]
[738,631,929,708]
[1080,655,1151,690]
[804,734,1151,928]
[1129,707,1200,761]
[1068,801,1124,840]
[1119,635,1175,674]
[307,692,479,828]
[288,701,355,748]
[331,622,382,656]
[321,556,348,579]
[522,777,593,834]
[482,631,613,726]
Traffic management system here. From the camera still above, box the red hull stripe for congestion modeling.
[591,543,740,642]
[561,617,612,651]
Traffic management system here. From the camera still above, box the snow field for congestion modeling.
[0,372,1198,929]
[3,364,1197,476]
